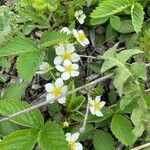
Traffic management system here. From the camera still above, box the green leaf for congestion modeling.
[0,99,44,129]
[90,17,109,25]
[101,45,143,95]
[66,95,85,112]
[110,15,121,31]
[3,82,29,100]
[91,0,131,18]
[93,130,115,150]
[131,3,144,33]
[38,122,69,150]
[16,51,44,81]
[130,62,147,81]
[40,31,68,48]
[111,114,135,146]
[0,37,38,57]
[0,58,11,68]
[0,129,38,150]
[88,62,102,74]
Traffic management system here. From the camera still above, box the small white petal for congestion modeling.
[66,44,75,53]
[45,83,54,92]
[66,133,72,141]
[75,142,83,150]
[78,18,84,24]
[82,14,86,19]
[58,97,66,104]
[71,71,79,77]
[83,38,90,45]
[36,71,45,75]
[95,110,103,117]
[72,64,79,70]
[63,59,72,66]
[55,45,65,55]
[78,30,84,35]
[71,53,80,62]
[54,56,63,65]
[46,94,55,103]
[61,72,71,80]
[39,62,49,70]
[78,10,83,15]
[62,86,68,93]
[71,132,80,141]
[100,101,106,108]
[55,78,64,87]
[60,27,70,35]
[95,96,101,102]
[73,29,78,37]
[55,65,64,72]
[89,107,95,115]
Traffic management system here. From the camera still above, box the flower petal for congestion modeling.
[60,27,70,35]
[61,72,70,80]
[66,133,72,142]
[36,71,45,75]
[71,71,79,77]
[72,64,79,70]
[95,96,101,102]
[66,44,75,53]
[73,29,78,37]
[54,56,63,65]
[71,132,80,141]
[55,78,64,87]
[55,45,64,55]
[63,59,72,66]
[100,101,106,108]
[78,18,84,24]
[45,83,54,92]
[62,86,68,93]
[89,107,95,115]
[46,94,55,103]
[75,142,83,150]
[95,110,103,117]
[71,53,80,62]
[55,65,64,72]
[58,97,66,104]
[83,38,90,46]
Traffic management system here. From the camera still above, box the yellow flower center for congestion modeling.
[51,87,62,96]
[63,51,71,60]
[78,33,85,42]
[93,102,101,110]
[62,40,69,46]
[69,141,76,150]
[64,65,73,72]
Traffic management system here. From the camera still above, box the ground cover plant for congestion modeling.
[0,0,150,149]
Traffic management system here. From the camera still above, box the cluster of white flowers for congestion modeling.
[75,10,86,24]
[66,132,83,150]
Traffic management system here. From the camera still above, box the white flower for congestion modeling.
[55,60,79,80]
[73,29,89,47]
[36,62,51,75]
[44,78,67,104]
[75,10,86,24]
[54,43,80,65]
[60,27,71,35]
[66,132,83,150]
[89,96,105,117]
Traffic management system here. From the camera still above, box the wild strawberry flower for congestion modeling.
[55,60,79,81]
[36,62,51,75]
[60,27,71,35]
[73,29,89,47]
[66,132,83,150]
[89,96,105,117]
[54,43,80,65]
[75,10,86,24]
[44,78,67,104]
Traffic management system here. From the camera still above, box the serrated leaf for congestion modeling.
[16,51,44,81]
[0,129,38,150]
[3,82,29,100]
[38,122,69,150]
[91,0,131,18]
[111,114,135,146]
[0,37,38,57]
[0,99,44,129]
[131,3,144,33]
[90,17,109,25]
[40,31,68,48]
[66,95,85,112]
[93,130,115,150]
[101,45,143,95]
[0,58,11,68]
[110,15,121,31]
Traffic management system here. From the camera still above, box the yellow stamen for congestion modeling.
[93,102,101,110]
[51,87,62,96]
[63,51,71,60]
[69,141,76,150]
[78,33,85,42]
[64,65,73,72]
